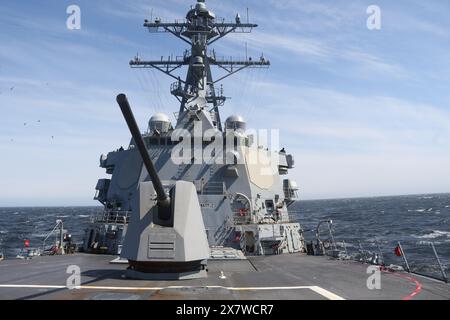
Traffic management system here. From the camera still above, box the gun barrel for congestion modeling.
[116,94,170,207]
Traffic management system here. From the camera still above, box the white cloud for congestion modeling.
[295,152,450,200]
[232,81,450,156]
[1,0,450,205]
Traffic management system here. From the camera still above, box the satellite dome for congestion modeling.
[225,115,246,132]
[150,113,170,123]
[186,0,215,20]
[196,2,207,11]
[149,113,172,133]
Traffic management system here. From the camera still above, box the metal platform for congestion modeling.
[0,253,449,300]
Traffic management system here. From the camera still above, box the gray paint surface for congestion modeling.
[85,0,303,257]
[0,254,449,300]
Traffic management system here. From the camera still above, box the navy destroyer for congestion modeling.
[83,0,302,268]
[0,0,449,300]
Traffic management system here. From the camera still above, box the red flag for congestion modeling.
[394,245,402,257]
[24,239,30,248]
[233,232,241,243]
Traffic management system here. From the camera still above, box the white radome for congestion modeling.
[225,115,246,131]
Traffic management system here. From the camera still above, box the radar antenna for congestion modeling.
[130,0,269,131]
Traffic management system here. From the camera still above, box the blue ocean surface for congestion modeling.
[0,207,97,258]
[294,193,450,278]
[0,193,449,278]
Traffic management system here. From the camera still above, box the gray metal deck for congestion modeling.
[0,253,449,300]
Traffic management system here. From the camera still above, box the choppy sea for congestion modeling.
[1,193,449,279]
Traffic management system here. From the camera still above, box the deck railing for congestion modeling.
[302,227,449,283]
[91,210,131,224]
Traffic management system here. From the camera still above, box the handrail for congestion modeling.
[231,211,297,226]
[430,242,448,283]
[92,210,131,224]
[305,232,449,283]
[41,220,64,252]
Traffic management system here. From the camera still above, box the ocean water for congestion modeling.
[1,194,449,279]
[292,193,450,278]
[0,207,98,258]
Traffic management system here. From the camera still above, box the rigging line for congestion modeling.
[238,70,249,119]
[242,39,259,110]
[146,69,158,111]
[142,69,160,114]
[144,68,161,112]
[239,68,252,119]
[241,68,257,122]
[237,60,249,100]
[150,68,164,112]
[227,68,244,117]
[246,67,264,119]
[134,69,156,115]
[138,69,157,114]
[245,39,267,117]
[250,68,269,121]
[147,68,162,113]
[134,70,146,107]
[238,69,247,103]
[153,68,166,111]
[242,67,258,119]
[140,68,158,113]
[158,68,173,110]
[142,69,155,112]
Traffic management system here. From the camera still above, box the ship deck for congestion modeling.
[0,253,449,300]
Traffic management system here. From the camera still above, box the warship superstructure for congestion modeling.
[83,0,303,260]
[0,0,449,301]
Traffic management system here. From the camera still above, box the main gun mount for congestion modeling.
[116,94,171,220]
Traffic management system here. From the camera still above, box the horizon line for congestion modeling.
[1,192,449,208]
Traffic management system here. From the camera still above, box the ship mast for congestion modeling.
[130,0,269,132]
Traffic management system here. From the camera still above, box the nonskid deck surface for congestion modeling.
[0,254,448,300]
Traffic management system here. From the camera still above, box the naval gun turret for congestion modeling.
[117,94,209,280]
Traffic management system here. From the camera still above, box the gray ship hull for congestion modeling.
[0,254,448,300]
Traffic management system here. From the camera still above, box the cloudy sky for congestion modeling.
[1,0,450,206]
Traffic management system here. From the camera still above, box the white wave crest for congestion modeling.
[414,230,450,240]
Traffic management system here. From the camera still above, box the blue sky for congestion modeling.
[1,0,450,206]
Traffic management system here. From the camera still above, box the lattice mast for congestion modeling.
[130,0,269,131]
